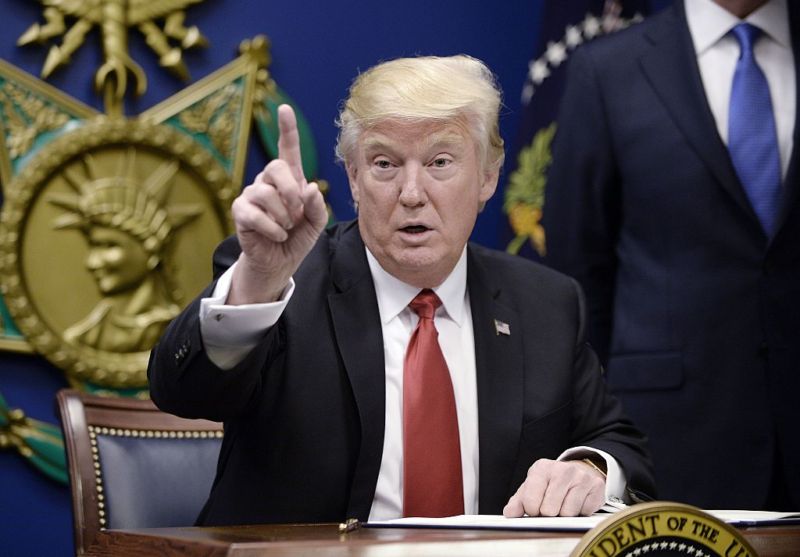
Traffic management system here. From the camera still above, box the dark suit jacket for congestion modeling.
[544,1,800,509]
[149,220,654,525]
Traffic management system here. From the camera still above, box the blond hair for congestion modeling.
[335,55,504,172]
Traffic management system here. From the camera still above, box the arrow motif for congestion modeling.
[18,0,208,115]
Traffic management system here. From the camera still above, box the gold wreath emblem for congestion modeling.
[0,117,235,387]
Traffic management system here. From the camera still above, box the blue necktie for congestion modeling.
[728,23,782,237]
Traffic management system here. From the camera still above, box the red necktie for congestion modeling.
[403,289,464,517]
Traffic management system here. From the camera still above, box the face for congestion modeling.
[85,226,152,295]
[347,119,498,288]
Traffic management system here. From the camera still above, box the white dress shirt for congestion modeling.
[365,248,479,519]
[685,0,795,179]
[198,247,627,518]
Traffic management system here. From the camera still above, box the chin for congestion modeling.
[97,280,114,293]
[393,247,441,268]
[388,249,450,284]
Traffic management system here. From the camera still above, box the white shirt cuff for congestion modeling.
[199,261,295,370]
[558,446,628,505]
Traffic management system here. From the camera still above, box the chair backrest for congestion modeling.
[56,388,223,555]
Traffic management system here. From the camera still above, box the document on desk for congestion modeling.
[367,510,800,532]
[368,513,607,531]
[709,510,800,527]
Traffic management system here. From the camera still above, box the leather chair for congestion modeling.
[56,389,222,555]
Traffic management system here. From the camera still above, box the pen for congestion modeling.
[339,518,360,533]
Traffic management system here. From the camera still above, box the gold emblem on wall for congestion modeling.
[18,0,208,116]
[0,0,290,390]
[1,118,233,387]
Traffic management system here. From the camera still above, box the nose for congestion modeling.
[86,249,103,270]
[398,165,427,207]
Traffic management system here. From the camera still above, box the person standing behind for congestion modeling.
[544,0,798,510]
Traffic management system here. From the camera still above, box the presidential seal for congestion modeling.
[570,502,757,557]
[0,117,235,388]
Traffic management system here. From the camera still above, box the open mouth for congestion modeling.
[400,225,430,234]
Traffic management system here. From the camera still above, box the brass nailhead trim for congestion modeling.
[87,425,222,530]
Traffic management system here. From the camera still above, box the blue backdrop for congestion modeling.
[0,1,545,554]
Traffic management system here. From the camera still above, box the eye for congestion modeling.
[373,158,393,169]
[430,156,452,168]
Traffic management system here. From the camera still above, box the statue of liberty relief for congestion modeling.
[49,150,201,353]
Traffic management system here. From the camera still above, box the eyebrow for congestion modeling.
[361,131,467,155]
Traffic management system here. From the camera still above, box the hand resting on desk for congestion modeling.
[503,459,605,517]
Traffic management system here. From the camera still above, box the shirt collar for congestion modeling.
[365,246,468,326]
[685,0,790,54]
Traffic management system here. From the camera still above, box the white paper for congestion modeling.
[368,514,609,531]
[367,509,800,532]
[706,509,800,525]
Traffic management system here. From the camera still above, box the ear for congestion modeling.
[346,162,360,204]
[478,165,499,204]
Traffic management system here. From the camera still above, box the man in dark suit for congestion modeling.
[149,55,654,525]
[544,0,798,510]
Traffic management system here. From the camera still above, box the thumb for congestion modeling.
[503,489,524,518]
[302,182,329,231]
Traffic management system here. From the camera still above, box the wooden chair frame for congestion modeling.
[56,389,222,556]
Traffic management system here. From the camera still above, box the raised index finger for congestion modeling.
[277,104,307,186]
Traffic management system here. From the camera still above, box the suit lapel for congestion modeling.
[468,248,524,513]
[327,223,386,520]
[638,2,762,228]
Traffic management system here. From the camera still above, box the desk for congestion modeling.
[86,523,800,556]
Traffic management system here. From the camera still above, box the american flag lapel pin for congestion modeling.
[494,319,510,336]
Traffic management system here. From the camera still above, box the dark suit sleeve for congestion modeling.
[543,46,621,365]
[566,278,655,500]
[148,236,281,422]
